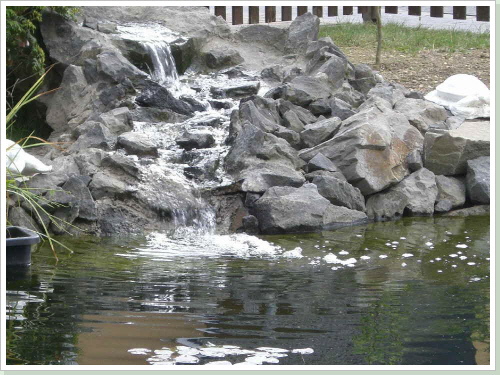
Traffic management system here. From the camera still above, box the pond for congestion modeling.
[6,215,490,366]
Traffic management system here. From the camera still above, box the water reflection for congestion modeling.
[6,216,490,365]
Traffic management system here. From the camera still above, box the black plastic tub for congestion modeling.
[6,226,40,267]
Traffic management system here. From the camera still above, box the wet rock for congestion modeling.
[285,12,320,53]
[176,131,215,151]
[97,50,148,85]
[300,117,341,148]
[130,107,189,123]
[117,132,159,157]
[239,163,305,193]
[242,215,259,234]
[435,175,466,210]
[442,205,489,217]
[299,106,424,195]
[97,22,117,34]
[135,81,194,116]
[101,153,140,178]
[312,175,365,211]
[244,193,261,208]
[423,121,490,175]
[179,95,206,113]
[366,190,408,221]
[8,206,41,233]
[253,183,366,234]
[466,156,490,204]
[210,81,260,99]
[261,65,283,82]
[60,176,98,221]
[394,97,448,134]
[209,100,233,110]
[50,205,80,235]
[238,96,280,133]
[204,48,243,69]
[435,199,453,213]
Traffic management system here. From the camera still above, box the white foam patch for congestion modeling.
[401,253,414,258]
[401,262,407,267]
[456,244,468,248]
[128,348,152,355]
[379,255,388,259]
[323,253,357,266]
[339,250,349,255]
[292,348,314,354]
[360,255,371,260]
[282,247,304,259]
[449,254,458,258]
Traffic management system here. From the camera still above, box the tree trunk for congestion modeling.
[375,6,382,69]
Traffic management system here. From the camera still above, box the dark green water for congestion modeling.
[6,216,490,366]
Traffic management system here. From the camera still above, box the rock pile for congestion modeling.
[8,8,490,236]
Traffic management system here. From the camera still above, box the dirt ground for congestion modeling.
[344,47,490,94]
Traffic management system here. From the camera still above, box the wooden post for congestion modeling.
[385,6,398,14]
[453,6,467,20]
[358,6,366,14]
[430,6,444,18]
[265,6,276,23]
[313,6,323,17]
[297,6,308,16]
[232,6,243,25]
[328,6,338,17]
[214,6,226,20]
[408,6,421,16]
[375,6,382,69]
[281,6,292,21]
[249,6,259,24]
[476,6,490,21]
[343,6,353,15]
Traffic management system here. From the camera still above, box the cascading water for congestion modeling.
[115,23,256,239]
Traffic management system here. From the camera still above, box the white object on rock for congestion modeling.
[424,74,490,120]
[5,139,52,176]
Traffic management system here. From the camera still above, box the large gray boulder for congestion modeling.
[466,156,490,203]
[253,184,367,234]
[89,171,132,200]
[300,117,342,148]
[225,123,305,176]
[176,131,215,151]
[394,97,449,134]
[238,96,280,133]
[135,81,195,116]
[306,152,338,173]
[423,121,490,175]
[279,99,317,125]
[99,107,133,135]
[236,25,288,52]
[69,122,117,152]
[435,175,466,211]
[117,132,159,157]
[60,176,98,221]
[285,12,320,53]
[307,50,347,90]
[238,163,305,193]
[282,76,333,107]
[366,168,438,220]
[299,105,424,195]
[312,175,365,211]
[204,48,243,69]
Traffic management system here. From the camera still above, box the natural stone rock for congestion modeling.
[308,52,347,90]
[285,13,320,53]
[305,170,346,182]
[101,153,140,178]
[349,64,377,95]
[8,206,41,233]
[423,121,490,175]
[307,152,338,173]
[274,126,301,149]
[406,149,423,172]
[51,155,81,177]
[210,81,260,99]
[394,97,448,133]
[69,122,117,152]
[238,96,280,133]
[244,193,261,208]
[435,175,466,210]
[74,148,106,176]
[442,205,489,217]
[282,111,305,133]
[97,22,117,34]
[261,65,283,82]
[242,215,259,234]
[299,106,424,195]
[96,50,148,85]
[205,48,243,69]
[466,156,490,204]
[225,123,305,176]
[282,76,333,107]
[117,132,158,157]
[312,175,365,211]
[45,65,94,132]
[435,199,453,213]
[135,81,195,116]
[99,107,133,135]
[89,172,131,200]
[253,183,366,234]
[176,131,215,151]
[366,190,408,221]
[309,98,332,116]
[367,83,406,106]
[334,83,366,108]
[239,163,305,193]
[300,117,341,148]
[179,95,206,113]
[130,107,189,124]
[60,176,98,221]
[279,99,317,125]
[328,98,356,120]
[236,25,287,52]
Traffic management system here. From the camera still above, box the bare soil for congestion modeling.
[344,47,490,93]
